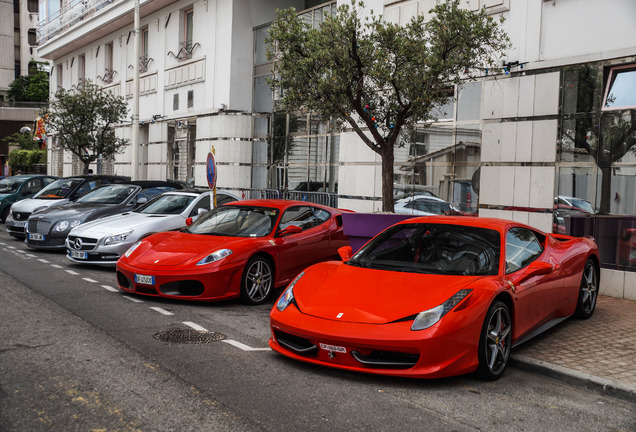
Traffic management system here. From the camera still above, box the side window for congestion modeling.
[505,227,544,274]
[22,179,40,195]
[216,193,237,206]
[43,177,56,187]
[74,180,100,198]
[189,195,210,216]
[313,207,331,225]
[278,206,316,231]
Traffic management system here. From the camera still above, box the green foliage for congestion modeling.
[47,79,129,174]
[8,69,50,102]
[267,0,509,210]
[2,132,41,150]
[8,149,46,171]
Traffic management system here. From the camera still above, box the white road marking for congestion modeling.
[6,246,15,249]
[183,322,208,332]
[26,254,37,258]
[15,250,26,254]
[122,295,144,303]
[82,278,98,283]
[51,264,63,269]
[0,242,5,245]
[150,306,174,316]
[38,259,50,263]
[222,339,271,352]
[65,270,80,275]
[101,285,119,292]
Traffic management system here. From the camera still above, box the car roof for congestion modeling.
[394,215,542,235]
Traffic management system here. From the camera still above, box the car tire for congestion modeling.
[476,300,512,380]
[240,256,273,305]
[574,259,598,319]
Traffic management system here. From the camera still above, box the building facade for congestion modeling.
[36,0,636,297]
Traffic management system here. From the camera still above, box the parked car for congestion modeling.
[394,195,459,216]
[116,200,350,305]
[0,175,58,222]
[270,216,599,380]
[66,189,239,266]
[618,228,636,267]
[6,175,130,238]
[24,181,181,250]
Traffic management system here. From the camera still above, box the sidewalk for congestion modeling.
[511,295,636,403]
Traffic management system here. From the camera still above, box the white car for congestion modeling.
[65,190,238,266]
[394,195,458,216]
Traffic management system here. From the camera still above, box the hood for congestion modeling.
[294,261,484,324]
[31,202,120,222]
[10,197,70,214]
[70,212,179,237]
[135,231,245,266]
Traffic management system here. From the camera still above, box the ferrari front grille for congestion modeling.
[274,330,318,355]
[351,350,419,369]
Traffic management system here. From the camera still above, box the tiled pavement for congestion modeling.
[511,296,636,402]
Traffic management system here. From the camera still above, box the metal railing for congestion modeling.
[235,188,339,208]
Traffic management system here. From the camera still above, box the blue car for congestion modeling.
[0,175,58,222]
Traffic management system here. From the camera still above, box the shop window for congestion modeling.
[603,65,636,111]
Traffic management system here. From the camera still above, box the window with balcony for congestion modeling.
[78,54,85,88]
[180,8,194,60]
[140,27,150,72]
[56,63,63,90]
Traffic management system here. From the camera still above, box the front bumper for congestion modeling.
[116,259,246,301]
[66,235,134,266]
[269,305,483,379]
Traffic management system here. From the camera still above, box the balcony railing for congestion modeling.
[37,0,119,44]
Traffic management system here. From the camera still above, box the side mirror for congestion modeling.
[197,208,208,216]
[185,217,193,226]
[512,261,554,284]
[134,197,148,207]
[278,225,302,237]
[338,246,353,261]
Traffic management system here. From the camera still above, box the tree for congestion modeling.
[47,79,129,175]
[267,0,509,211]
[2,131,41,151]
[8,65,50,102]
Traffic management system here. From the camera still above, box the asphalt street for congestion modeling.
[1,232,635,432]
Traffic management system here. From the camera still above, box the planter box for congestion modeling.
[342,213,417,252]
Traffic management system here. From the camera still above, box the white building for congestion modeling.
[36,0,636,298]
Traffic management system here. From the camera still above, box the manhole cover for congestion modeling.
[154,328,226,344]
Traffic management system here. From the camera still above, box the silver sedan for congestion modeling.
[65,190,238,266]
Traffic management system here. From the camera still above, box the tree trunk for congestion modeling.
[598,165,612,213]
[381,148,395,212]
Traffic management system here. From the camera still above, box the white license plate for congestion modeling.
[70,250,87,259]
[319,343,347,353]
[135,274,155,285]
[29,233,44,241]
[12,221,26,228]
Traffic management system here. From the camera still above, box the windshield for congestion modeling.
[185,205,279,237]
[348,223,500,276]
[0,178,23,193]
[568,198,594,213]
[34,178,83,199]
[76,185,137,204]
[136,194,195,215]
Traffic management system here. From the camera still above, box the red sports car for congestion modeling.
[116,200,349,304]
[270,216,599,380]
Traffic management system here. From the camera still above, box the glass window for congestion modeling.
[457,82,481,121]
[505,228,543,274]
[254,26,270,65]
[603,65,636,110]
[313,207,331,224]
[279,206,316,231]
[190,194,210,216]
[216,193,237,206]
[254,75,273,113]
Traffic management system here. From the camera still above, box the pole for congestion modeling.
[131,0,140,180]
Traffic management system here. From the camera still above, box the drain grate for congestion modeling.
[154,328,226,344]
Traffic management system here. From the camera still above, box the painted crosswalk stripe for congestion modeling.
[183,322,208,332]
[38,259,50,263]
[26,254,37,258]
[82,278,98,283]
[51,264,63,269]
[122,295,144,303]
[222,339,271,352]
[65,270,80,275]
[101,285,118,292]
[150,306,174,316]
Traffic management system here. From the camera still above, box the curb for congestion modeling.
[510,355,636,404]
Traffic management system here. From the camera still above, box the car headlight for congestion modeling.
[276,271,304,311]
[124,241,142,257]
[196,249,232,266]
[54,220,81,232]
[411,289,472,331]
[104,230,133,245]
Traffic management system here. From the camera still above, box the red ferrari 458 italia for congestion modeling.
[270,216,600,380]
[116,200,349,304]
